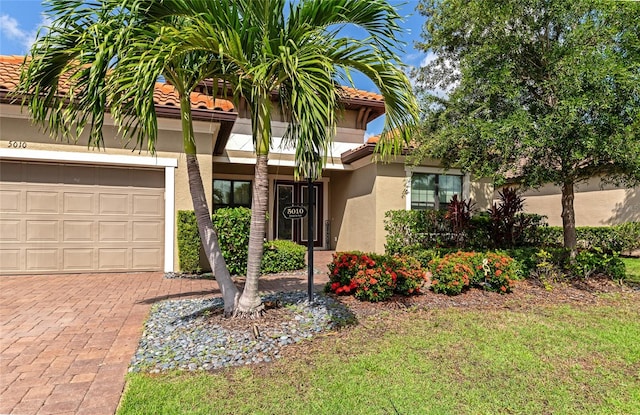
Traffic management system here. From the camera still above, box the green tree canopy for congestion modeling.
[413,0,640,254]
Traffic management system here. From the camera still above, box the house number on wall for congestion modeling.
[8,141,27,148]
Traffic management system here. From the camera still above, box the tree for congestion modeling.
[413,0,640,257]
[18,0,418,316]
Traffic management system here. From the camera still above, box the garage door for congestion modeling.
[0,160,165,274]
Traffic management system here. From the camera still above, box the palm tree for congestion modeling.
[18,0,418,317]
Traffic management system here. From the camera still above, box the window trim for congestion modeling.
[405,166,470,211]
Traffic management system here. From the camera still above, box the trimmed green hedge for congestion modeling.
[538,222,640,254]
[177,210,201,274]
[176,209,306,275]
[261,240,306,273]
[384,209,544,253]
[212,207,252,276]
[385,208,639,256]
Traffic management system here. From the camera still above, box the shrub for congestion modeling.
[326,252,429,302]
[569,248,626,281]
[387,255,431,295]
[538,222,640,254]
[384,209,454,254]
[261,240,305,274]
[384,199,545,254]
[428,251,476,295]
[445,195,475,247]
[211,207,252,276]
[428,251,517,295]
[617,222,640,253]
[177,210,201,273]
[478,252,518,293]
[177,209,305,275]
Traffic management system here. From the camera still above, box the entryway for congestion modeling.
[274,181,323,247]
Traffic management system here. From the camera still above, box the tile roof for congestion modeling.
[339,86,384,102]
[0,55,235,112]
[1,55,383,107]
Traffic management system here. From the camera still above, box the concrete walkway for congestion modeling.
[0,251,334,415]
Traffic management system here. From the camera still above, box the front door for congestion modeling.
[274,181,323,247]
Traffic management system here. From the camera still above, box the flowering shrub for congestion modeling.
[477,252,517,293]
[387,255,431,295]
[428,251,476,295]
[326,252,428,302]
[429,251,517,295]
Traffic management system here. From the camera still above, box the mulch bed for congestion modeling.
[209,275,638,335]
[336,276,638,318]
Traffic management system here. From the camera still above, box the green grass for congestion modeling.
[622,257,640,284]
[118,297,640,415]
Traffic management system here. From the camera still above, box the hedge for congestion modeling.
[177,210,201,273]
[385,208,639,256]
[538,222,640,254]
[176,209,306,275]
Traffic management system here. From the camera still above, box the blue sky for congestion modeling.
[0,0,428,136]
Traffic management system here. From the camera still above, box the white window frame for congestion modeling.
[404,166,470,211]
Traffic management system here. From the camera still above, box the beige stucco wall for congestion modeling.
[328,158,496,255]
[329,163,377,252]
[373,163,408,253]
[470,176,494,211]
[518,180,639,226]
[1,106,217,271]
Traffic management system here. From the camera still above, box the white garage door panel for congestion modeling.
[0,160,165,274]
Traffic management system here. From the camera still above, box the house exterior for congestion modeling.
[0,55,492,275]
[515,179,639,227]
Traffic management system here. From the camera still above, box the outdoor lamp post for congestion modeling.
[302,156,320,304]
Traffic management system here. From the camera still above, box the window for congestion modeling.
[213,179,252,210]
[411,173,462,210]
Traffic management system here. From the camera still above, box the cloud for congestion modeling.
[0,13,49,53]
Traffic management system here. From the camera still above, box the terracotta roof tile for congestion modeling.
[0,55,235,112]
[339,85,383,102]
[1,55,382,111]
[0,56,24,91]
[366,135,380,144]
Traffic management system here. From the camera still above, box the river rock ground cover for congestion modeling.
[130,271,638,374]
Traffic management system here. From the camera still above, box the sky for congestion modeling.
[0,0,429,136]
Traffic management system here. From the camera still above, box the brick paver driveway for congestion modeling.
[1,273,216,415]
[0,251,333,415]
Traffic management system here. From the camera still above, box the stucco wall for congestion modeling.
[519,180,639,226]
[470,176,494,211]
[329,163,377,252]
[374,164,407,253]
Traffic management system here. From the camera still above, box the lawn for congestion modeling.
[622,257,640,284]
[117,295,640,415]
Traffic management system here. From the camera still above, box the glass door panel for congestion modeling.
[300,185,319,243]
[276,184,294,240]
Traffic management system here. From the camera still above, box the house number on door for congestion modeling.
[8,141,27,148]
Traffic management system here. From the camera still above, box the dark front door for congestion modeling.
[274,181,323,247]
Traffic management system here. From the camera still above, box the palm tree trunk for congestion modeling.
[561,180,577,259]
[235,154,269,317]
[185,155,239,315]
[181,94,238,316]
[235,92,271,318]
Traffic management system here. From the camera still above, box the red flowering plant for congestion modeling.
[428,251,518,295]
[386,255,431,295]
[351,266,395,302]
[326,252,392,300]
[326,252,365,295]
[428,251,475,295]
[477,252,517,293]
